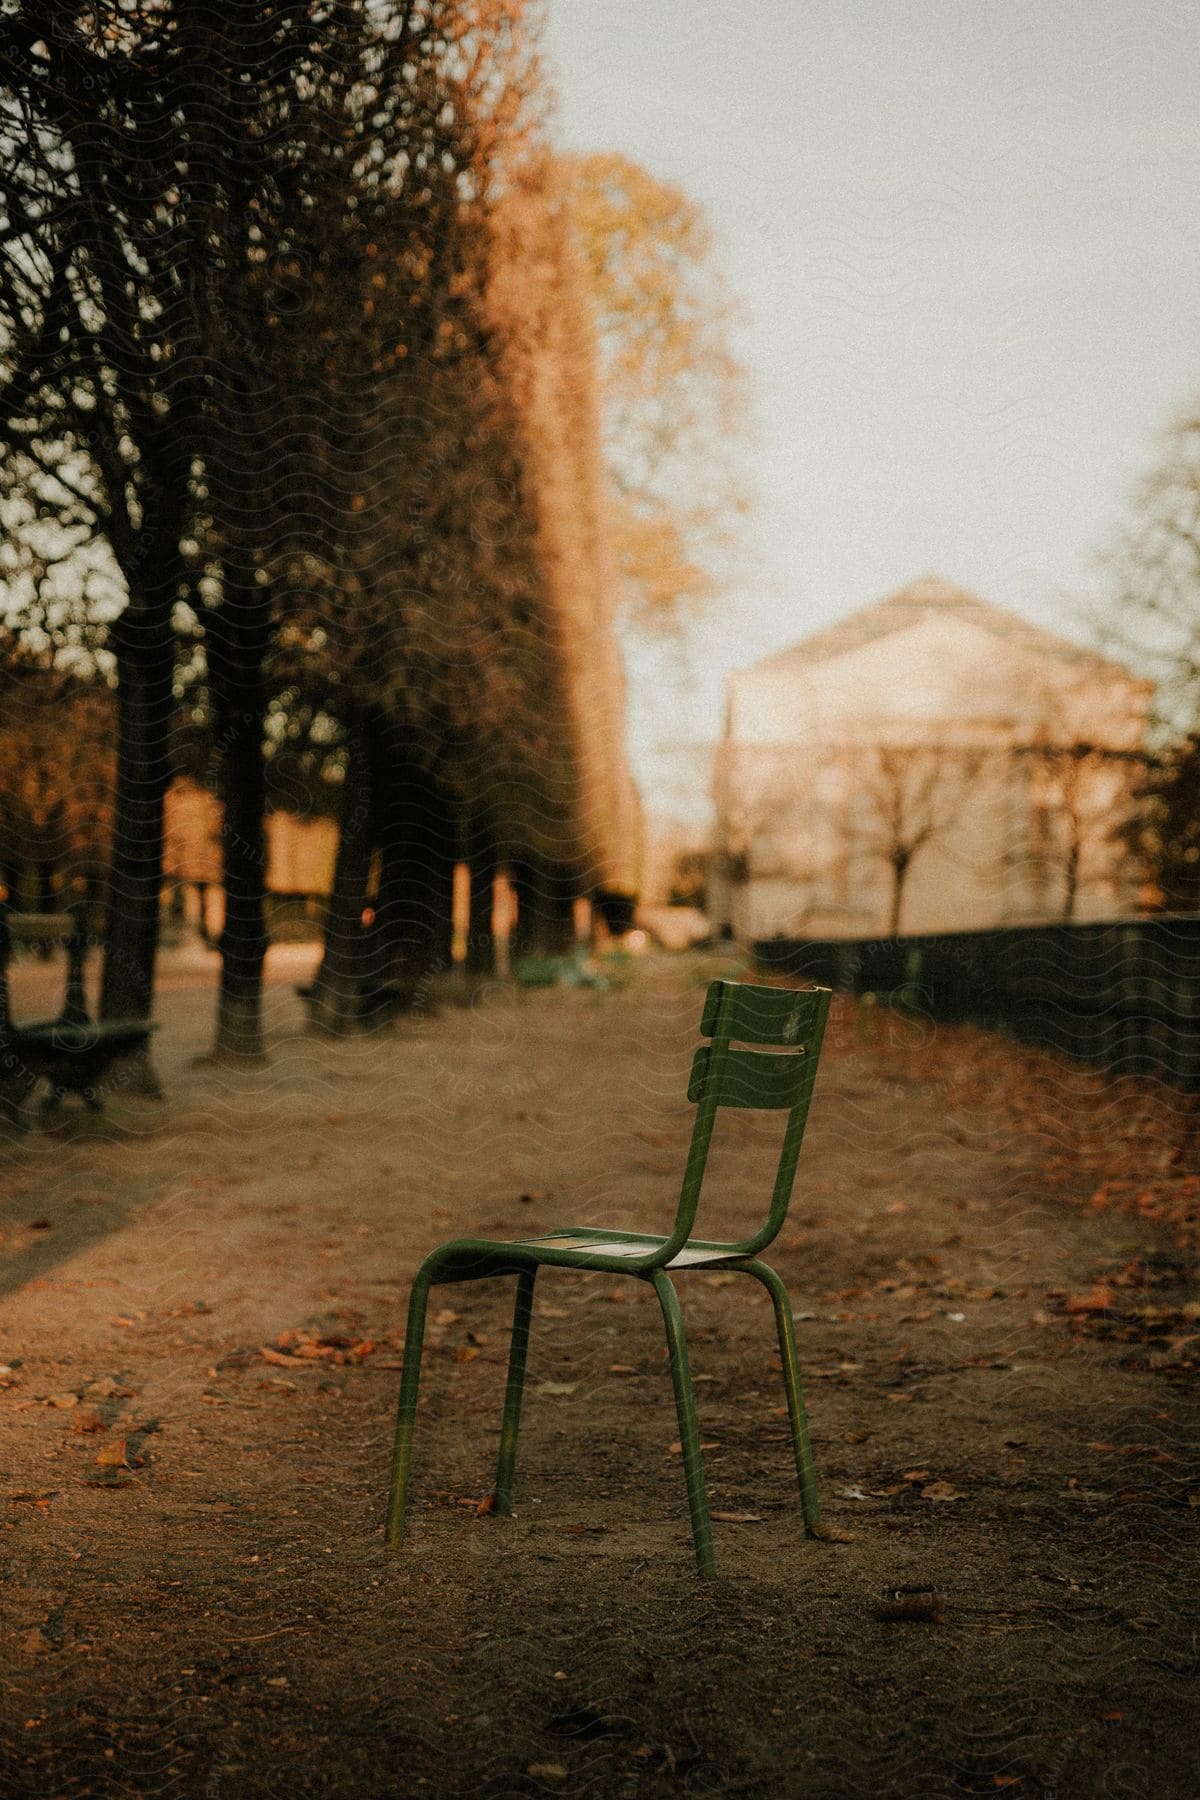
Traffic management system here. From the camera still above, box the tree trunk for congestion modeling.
[511,860,577,957]
[1062,837,1080,922]
[209,576,271,1062]
[888,858,907,937]
[464,826,496,978]
[372,726,456,1010]
[510,860,541,960]
[543,867,578,954]
[36,861,55,957]
[307,715,376,1035]
[100,602,175,1095]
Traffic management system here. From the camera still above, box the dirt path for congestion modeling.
[1,950,1196,1799]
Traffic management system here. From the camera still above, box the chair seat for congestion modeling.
[516,1232,745,1269]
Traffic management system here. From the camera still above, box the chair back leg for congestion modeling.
[744,1259,822,1532]
[651,1271,717,1577]
[386,1263,436,1545]
[494,1269,537,1514]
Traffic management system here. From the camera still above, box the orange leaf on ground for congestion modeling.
[94,1439,128,1469]
[1064,1286,1114,1315]
[921,1480,967,1502]
[711,1511,763,1523]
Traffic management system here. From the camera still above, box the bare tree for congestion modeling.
[1100,411,1200,730]
[852,745,985,937]
[1095,407,1200,910]
[1014,740,1148,921]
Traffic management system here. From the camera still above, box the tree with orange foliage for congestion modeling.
[0,647,115,909]
[559,152,749,628]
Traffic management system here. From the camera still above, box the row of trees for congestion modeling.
[0,4,745,1059]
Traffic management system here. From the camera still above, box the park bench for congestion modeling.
[0,902,154,1121]
[385,976,832,1576]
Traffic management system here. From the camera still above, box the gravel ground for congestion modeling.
[1,946,1196,1799]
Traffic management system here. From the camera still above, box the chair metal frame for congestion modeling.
[385,978,832,1575]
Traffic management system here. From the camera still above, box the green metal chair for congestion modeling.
[385,978,832,1576]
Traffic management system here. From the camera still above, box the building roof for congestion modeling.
[746,577,1149,688]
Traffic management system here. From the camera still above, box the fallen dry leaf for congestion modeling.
[20,1628,52,1656]
[70,1409,106,1435]
[809,1521,854,1543]
[876,1590,945,1625]
[711,1510,763,1523]
[1064,1286,1114,1315]
[94,1438,128,1470]
[668,1440,719,1455]
[474,1493,496,1517]
[608,1364,637,1375]
[920,1480,967,1503]
[526,1767,567,1783]
[453,1345,480,1364]
[259,1347,308,1368]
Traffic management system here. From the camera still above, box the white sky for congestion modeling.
[543,0,1200,819]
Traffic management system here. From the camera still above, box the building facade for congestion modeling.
[712,579,1152,940]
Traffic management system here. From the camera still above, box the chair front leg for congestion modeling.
[385,1258,437,1546]
[651,1271,717,1578]
[743,1259,822,1533]
[494,1268,537,1515]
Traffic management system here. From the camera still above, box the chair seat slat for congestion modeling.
[700,980,822,1046]
[687,1042,808,1109]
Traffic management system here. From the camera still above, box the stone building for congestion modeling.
[711,578,1152,940]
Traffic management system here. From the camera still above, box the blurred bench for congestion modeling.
[0,902,154,1121]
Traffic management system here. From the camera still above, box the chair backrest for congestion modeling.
[658,978,831,1263]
